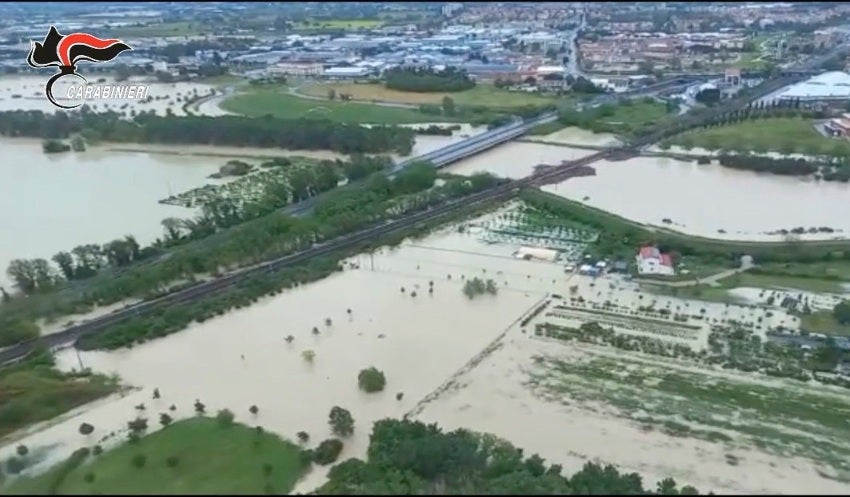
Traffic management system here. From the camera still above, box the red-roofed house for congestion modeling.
[636,245,675,276]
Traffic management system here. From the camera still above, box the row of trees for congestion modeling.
[520,189,850,270]
[318,419,700,494]
[0,110,415,155]
[715,155,819,176]
[6,236,145,294]
[712,153,850,183]
[385,67,476,93]
[5,155,394,296]
[5,167,505,350]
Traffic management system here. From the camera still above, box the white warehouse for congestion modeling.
[322,67,372,79]
[775,71,850,103]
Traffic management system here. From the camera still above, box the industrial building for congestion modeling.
[322,66,374,79]
[775,71,850,103]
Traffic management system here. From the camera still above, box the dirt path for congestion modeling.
[286,84,421,110]
[635,260,755,288]
[404,294,551,419]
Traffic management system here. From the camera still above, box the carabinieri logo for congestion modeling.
[26,25,133,109]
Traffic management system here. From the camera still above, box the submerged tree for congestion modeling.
[302,350,316,363]
[328,406,355,437]
[357,367,386,393]
[462,277,499,299]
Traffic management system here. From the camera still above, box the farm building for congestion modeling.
[636,246,675,276]
[514,246,559,262]
[578,264,602,277]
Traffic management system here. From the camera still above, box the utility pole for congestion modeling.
[76,348,85,371]
[370,252,375,271]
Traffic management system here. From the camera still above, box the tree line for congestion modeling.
[0,110,415,155]
[520,189,850,270]
[2,165,504,349]
[713,154,850,183]
[4,155,394,297]
[385,66,476,93]
[317,418,700,494]
[716,155,819,176]
[72,167,502,351]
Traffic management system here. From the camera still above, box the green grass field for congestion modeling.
[729,52,771,71]
[560,98,672,137]
[730,272,848,294]
[712,261,850,294]
[299,82,559,109]
[602,99,670,127]
[6,418,308,494]
[638,283,746,305]
[0,353,118,440]
[801,310,850,336]
[294,19,384,30]
[642,268,850,307]
[527,121,568,135]
[195,74,249,88]
[758,261,850,282]
[110,22,205,38]
[522,189,850,303]
[669,117,849,156]
[522,190,850,257]
[220,89,463,124]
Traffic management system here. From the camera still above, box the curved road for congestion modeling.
[636,259,755,288]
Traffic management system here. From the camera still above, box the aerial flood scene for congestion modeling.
[3,2,850,496]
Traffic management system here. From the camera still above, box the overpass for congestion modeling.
[285,77,697,216]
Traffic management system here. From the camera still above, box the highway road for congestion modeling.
[0,54,836,366]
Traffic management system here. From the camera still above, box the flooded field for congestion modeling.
[525,126,621,147]
[0,74,218,117]
[443,141,597,179]
[2,206,845,494]
[397,123,487,159]
[416,333,850,495]
[0,213,556,489]
[0,138,225,288]
[728,286,849,311]
[542,156,850,241]
[360,122,488,160]
[0,110,471,289]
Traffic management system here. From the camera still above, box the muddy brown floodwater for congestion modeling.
[3,209,844,494]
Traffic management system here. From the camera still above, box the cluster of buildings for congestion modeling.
[224,25,581,84]
[454,3,583,28]
[515,244,676,279]
[579,30,755,75]
[587,2,850,33]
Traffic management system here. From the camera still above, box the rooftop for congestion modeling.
[778,71,850,100]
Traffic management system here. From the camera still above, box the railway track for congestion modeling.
[0,152,607,366]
